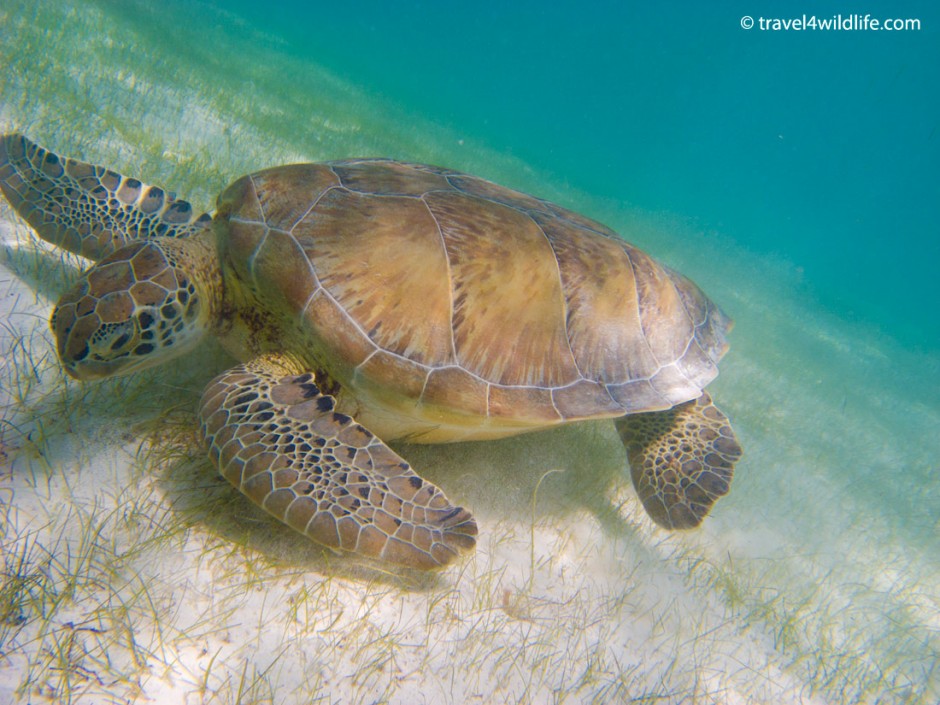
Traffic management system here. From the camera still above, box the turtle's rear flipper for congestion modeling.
[0,132,210,262]
[199,353,477,569]
[615,391,741,529]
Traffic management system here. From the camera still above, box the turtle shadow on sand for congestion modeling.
[399,423,637,537]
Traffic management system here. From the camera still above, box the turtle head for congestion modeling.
[52,237,218,380]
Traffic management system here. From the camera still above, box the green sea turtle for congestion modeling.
[0,133,742,569]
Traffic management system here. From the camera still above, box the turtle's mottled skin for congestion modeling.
[0,133,742,569]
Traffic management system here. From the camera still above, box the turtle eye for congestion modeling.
[93,320,136,355]
[131,285,200,355]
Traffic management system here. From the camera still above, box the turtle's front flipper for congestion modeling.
[615,392,741,529]
[199,354,477,569]
[0,132,210,262]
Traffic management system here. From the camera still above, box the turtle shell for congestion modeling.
[215,160,731,440]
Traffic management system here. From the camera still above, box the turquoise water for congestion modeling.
[220,0,940,353]
[0,1,938,704]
